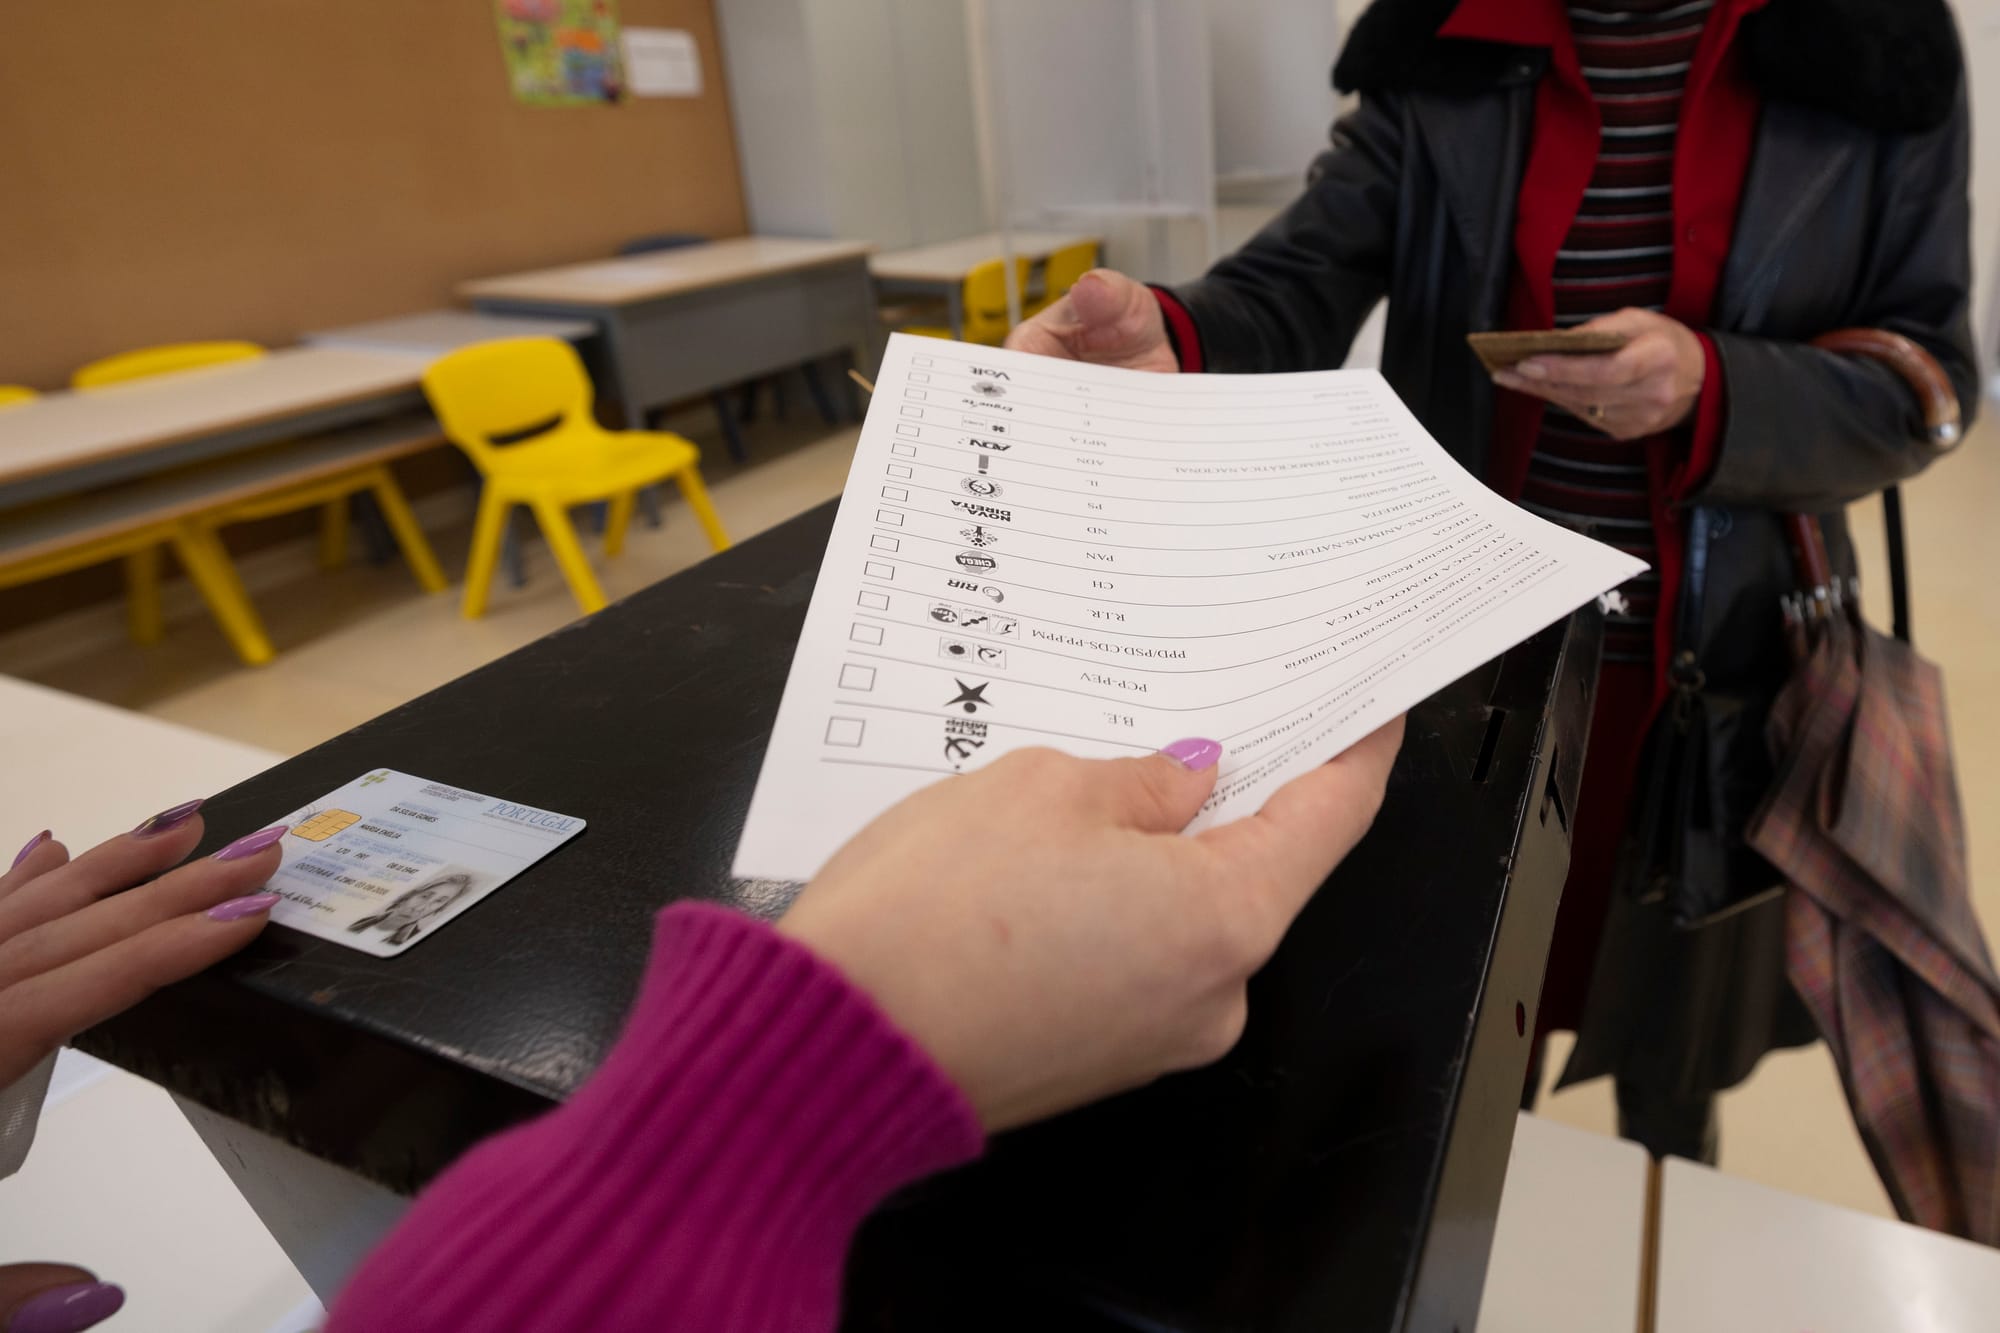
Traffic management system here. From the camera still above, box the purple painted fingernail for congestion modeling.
[11,829,50,870]
[6,1280,126,1333]
[1160,738,1223,772]
[207,891,281,922]
[132,798,204,838]
[212,826,287,861]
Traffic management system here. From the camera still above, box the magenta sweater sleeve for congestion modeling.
[324,902,985,1332]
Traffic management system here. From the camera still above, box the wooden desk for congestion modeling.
[303,309,597,357]
[1476,1114,1650,1333]
[871,231,1101,338]
[0,347,431,510]
[77,499,1604,1329]
[1656,1158,2000,1332]
[459,237,880,426]
[0,415,441,568]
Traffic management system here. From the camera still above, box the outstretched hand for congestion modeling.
[780,722,1405,1130]
[1004,269,1180,373]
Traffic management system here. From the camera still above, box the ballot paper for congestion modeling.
[732,335,1645,882]
[261,770,586,956]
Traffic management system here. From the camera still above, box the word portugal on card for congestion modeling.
[731,334,1642,883]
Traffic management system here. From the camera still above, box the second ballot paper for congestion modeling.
[732,335,1645,883]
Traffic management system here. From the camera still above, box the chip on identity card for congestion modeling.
[258,769,586,957]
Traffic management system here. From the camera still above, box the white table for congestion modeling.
[1656,1156,2000,1332]
[0,676,318,1333]
[0,346,433,509]
[303,309,596,357]
[870,230,1101,338]
[1477,1113,1651,1333]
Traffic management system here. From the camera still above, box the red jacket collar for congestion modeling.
[1440,0,1769,46]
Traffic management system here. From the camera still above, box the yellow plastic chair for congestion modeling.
[70,341,266,389]
[901,257,1033,346]
[423,337,730,618]
[1023,241,1101,319]
[0,386,38,409]
[70,341,446,665]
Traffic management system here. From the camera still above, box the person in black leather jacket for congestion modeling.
[1009,0,1976,1159]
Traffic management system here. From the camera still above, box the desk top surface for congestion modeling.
[0,675,281,850]
[0,347,429,491]
[302,309,598,355]
[1476,1114,1649,1333]
[869,231,1102,283]
[81,501,1594,1332]
[1656,1158,2000,1332]
[457,236,876,308]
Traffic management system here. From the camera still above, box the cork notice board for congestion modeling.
[0,0,747,390]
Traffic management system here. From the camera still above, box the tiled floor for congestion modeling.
[3,383,1997,1226]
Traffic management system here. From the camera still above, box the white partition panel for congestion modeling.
[974,0,1217,284]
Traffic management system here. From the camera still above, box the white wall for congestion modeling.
[1950,0,2000,373]
[713,0,835,236]
[715,0,986,247]
[1206,0,1342,186]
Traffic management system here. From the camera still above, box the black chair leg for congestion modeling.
[841,352,864,421]
[802,361,840,426]
[354,493,394,565]
[711,391,748,463]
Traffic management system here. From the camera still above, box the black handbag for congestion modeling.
[1617,503,1788,928]
[1616,330,1953,929]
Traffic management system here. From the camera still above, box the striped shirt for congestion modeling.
[1519,0,1711,665]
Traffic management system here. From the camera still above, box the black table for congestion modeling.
[79,501,1600,1332]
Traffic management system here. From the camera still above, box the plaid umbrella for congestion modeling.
[1749,594,2000,1242]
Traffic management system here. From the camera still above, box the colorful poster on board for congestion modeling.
[494,0,625,106]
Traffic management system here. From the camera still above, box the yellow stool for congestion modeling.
[423,337,730,618]
[901,257,1033,346]
[1023,241,1100,319]
[0,386,38,410]
[70,341,445,664]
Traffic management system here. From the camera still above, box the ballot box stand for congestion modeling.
[75,502,1601,1331]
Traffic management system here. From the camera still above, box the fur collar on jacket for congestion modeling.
[1331,0,1961,134]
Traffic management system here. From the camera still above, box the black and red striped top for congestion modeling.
[1519,0,1712,666]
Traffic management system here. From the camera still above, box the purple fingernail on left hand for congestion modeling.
[213,826,288,861]
[11,829,50,870]
[207,892,281,922]
[6,1280,126,1333]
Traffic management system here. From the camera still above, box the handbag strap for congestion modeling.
[1789,330,1965,646]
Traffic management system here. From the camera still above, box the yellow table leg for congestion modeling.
[169,524,275,666]
[531,499,608,615]
[124,544,164,645]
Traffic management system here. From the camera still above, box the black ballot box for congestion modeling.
[76,500,1601,1332]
